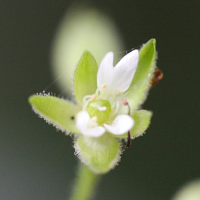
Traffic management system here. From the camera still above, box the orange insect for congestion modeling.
[150,69,163,88]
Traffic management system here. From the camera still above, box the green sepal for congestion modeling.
[73,51,98,106]
[75,133,120,174]
[115,110,152,139]
[28,94,81,134]
[125,39,156,111]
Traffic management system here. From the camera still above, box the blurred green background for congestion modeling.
[0,1,199,200]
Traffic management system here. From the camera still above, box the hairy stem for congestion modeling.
[70,163,100,200]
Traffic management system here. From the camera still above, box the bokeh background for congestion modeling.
[1,1,200,200]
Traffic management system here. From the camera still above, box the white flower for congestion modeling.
[97,50,139,97]
[76,50,139,137]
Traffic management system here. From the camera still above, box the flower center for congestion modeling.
[87,99,111,125]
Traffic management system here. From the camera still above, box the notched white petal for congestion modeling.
[76,111,105,137]
[112,50,139,92]
[104,115,134,135]
[97,52,114,92]
[81,126,106,137]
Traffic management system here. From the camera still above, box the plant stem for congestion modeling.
[70,163,100,200]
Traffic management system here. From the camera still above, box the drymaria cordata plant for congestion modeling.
[29,39,161,174]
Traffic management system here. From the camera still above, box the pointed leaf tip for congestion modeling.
[73,51,98,106]
[150,38,156,44]
[125,38,157,111]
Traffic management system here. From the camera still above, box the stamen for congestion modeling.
[121,99,130,115]
[83,95,92,104]
[117,89,121,94]
[102,84,106,88]
[82,95,93,110]
[121,98,131,147]
[121,99,128,106]
[91,94,97,101]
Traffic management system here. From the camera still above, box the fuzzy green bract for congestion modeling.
[126,39,156,112]
[28,38,158,174]
[29,95,80,134]
[75,134,119,174]
[73,51,98,106]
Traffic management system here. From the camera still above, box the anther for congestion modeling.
[91,94,97,101]
[102,84,107,88]
[121,99,128,106]
[117,89,121,94]
[121,99,130,115]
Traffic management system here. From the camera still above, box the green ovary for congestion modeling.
[87,100,111,125]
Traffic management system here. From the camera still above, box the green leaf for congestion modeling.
[75,133,120,174]
[29,94,81,134]
[73,51,98,106]
[125,39,156,112]
[130,110,152,138]
[115,110,152,139]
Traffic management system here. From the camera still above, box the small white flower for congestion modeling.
[76,50,139,137]
[97,50,139,97]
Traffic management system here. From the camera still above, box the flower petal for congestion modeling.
[112,50,139,92]
[81,126,106,138]
[104,115,134,135]
[76,111,90,130]
[97,52,114,93]
[113,110,152,139]
[76,111,105,137]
